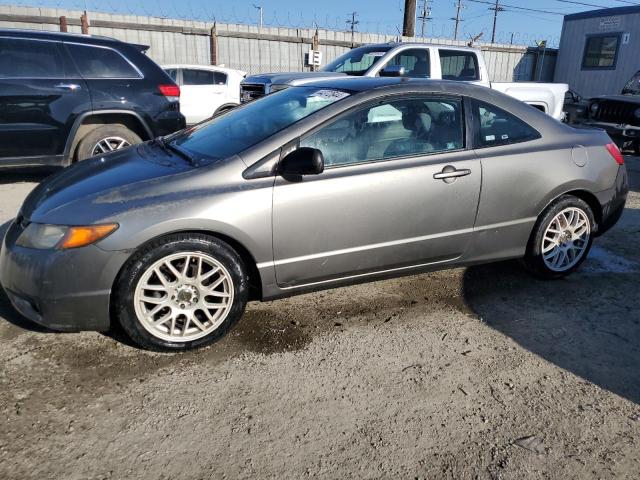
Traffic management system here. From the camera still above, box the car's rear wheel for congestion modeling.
[523,195,595,279]
[114,234,249,351]
[76,124,142,161]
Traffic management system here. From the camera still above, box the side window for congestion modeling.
[213,71,227,85]
[385,48,430,78]
[473,100,540,148]
[164,68,178,82]
[439,50,479,81]
[66,44,140,78]
[301,97,464,168]
[0,38,65,78]
[183,69,215,85]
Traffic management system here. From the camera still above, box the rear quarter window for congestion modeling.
[66,43,141,79]
[439,50,479,81]
[183,69,214,85]
[473,100,540,148]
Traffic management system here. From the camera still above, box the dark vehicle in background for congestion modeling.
[562,89,589,124]
[0,29,185,168]
[583,70,640,153]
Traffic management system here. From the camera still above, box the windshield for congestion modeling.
[171,87,350,162]
[622,71,640,95]
[323,45,392,75]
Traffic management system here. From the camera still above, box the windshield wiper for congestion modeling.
[152,137,198,166]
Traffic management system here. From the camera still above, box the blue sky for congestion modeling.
[6,0,635,47]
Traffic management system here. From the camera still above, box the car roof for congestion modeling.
[356,41,481,54]
[295,76,483,95]
[0,28,146,49]
[162,64,246,75]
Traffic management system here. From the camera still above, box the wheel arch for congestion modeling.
[111,228,264,304]
[537,188,602,232]
[65,110,153,164]
[213,103,239,116]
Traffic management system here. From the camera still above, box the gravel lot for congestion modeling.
[1,159,639,479]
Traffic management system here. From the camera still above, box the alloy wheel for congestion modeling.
[92,136,131,155]
[541,207,591,272]
[133,252,234,342]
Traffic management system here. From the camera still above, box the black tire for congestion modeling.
[522,195,595,279]
[114,233,249,351]
[76,124,142,161]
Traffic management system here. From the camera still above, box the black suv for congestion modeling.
[0,29,186,168]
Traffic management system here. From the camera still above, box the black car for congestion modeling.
[584,70,640,153]
[0,29,186,168]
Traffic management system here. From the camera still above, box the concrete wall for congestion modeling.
[555,7,640,97]
[0,5,557,82]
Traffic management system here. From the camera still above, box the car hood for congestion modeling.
[20,144,195,225]
[243,71,348,87]
[591,94,640,104]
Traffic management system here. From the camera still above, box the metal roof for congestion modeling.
[565,6,640,21]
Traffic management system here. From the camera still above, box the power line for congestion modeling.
[547,0,610,7]
[346,11,359,45]
[452,0,464,40]
[467,0,566,15]
[417,0,432,37]
[490,0,504,43]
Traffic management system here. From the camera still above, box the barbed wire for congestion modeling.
[0,0,561,47]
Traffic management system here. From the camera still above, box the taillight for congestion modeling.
[158,84,180,101]
[605,143,624,165]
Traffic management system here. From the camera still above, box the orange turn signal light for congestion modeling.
[59,224,118,249]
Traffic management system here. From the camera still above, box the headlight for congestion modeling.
[16,224,67,249]
[16,223,118,250]
[590,102,599,114]
[269,84,289,93]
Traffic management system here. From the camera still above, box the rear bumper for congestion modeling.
[0,220,130,331]
[153,110,186,137]
[595,165,629,236]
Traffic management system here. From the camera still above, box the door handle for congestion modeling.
[54,83,82,91]
[433,165,472,181]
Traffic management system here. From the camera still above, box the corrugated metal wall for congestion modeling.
[555,11,640,97]
[0,5,556,82]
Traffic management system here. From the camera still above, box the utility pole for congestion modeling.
[417,0,432,38]
[490,0,504,44]
[346,12,359,46]
[402,0,416,37]
[452,0,463,40]
[253,4,263,28]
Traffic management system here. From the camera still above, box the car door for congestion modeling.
[181,68,225,124]
[63,41,144,116]
[272,95,481,288]
[0,36,89,165]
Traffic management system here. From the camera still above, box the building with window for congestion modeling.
[554,6,640,97]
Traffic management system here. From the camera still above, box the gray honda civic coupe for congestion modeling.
[0,78,628,351]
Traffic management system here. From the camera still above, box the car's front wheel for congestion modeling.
[523,195,595,279]
[114,234,249,351]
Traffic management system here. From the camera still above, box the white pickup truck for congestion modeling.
[241,43,568,120]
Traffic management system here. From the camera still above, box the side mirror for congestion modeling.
[280,147,324,176]
[380,65,406,77]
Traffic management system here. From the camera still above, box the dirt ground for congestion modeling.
[1,159,639,480]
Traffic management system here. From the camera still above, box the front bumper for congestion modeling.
[585,121,640,141]
[0,220,130,332]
